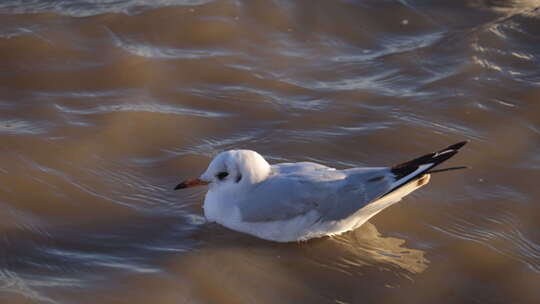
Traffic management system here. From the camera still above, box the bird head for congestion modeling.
[174,150,271,191]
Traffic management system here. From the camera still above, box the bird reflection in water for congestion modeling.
[324,222,428,275]
[169,221,429,303]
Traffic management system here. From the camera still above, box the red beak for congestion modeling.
[174,178,209,190]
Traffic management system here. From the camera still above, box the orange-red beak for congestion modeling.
[174,178,209,190]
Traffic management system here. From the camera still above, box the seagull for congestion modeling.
[174,141,468,242]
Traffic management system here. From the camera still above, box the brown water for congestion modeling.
[1,0,540,303]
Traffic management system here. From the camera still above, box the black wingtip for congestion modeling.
[391,141,467,180]
[373,141,468,198]
[442,140,468,152]
[427,166,470,174]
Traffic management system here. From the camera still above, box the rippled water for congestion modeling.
[1,0,539,303]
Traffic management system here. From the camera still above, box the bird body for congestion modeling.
[175,142,467,242]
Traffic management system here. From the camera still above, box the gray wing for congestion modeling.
[237,165,394,222]
[317,167,394,221]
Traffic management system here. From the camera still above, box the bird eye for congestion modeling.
[216,172,228,180]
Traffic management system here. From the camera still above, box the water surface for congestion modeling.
[1,0,540,303]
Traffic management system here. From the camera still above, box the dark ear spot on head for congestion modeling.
[235,174,242,183]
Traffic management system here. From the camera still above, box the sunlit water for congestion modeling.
[1,0,539,303]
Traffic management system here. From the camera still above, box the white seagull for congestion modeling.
[175,141,467,242]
